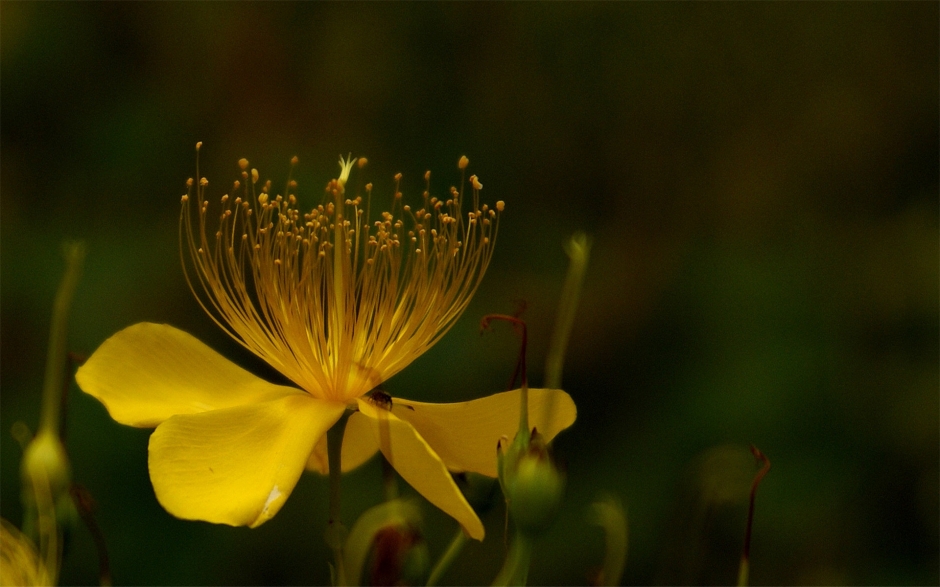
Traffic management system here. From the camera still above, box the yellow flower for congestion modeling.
[1,519,45,587]
[76,151,576,540]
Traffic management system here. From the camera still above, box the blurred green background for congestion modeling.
[2,3,937,585]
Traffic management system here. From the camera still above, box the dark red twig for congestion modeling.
[70,484,112,586]
[742,444,770,564]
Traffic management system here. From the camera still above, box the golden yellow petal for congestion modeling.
[356,399,485,541]
[306,411,380,474]
[76,323,304,427]
[393,388,577,478]
[149,394,346,528]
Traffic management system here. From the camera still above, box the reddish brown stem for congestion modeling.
[742,444,771,564]
[70,484,112,586]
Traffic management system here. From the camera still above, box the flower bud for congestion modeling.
[21,431,71,504]
[500,430,565,536]
[368,524,429,586]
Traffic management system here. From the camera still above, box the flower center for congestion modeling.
[180,145,503,402]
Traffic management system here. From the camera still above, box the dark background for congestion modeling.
[2,3,937,585]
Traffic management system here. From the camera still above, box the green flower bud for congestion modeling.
[21,431,71,507]
[501,430,565,536]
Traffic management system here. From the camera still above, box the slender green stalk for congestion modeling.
[544,233,591,391]
[589,495,628,586]
[426,529,468,586]
[325,411,351,586]
[40,242,85,435]
[491,530,534,587]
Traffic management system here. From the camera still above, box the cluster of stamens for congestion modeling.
[180,144,503,402]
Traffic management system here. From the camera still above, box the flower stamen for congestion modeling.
[180,146,503,402]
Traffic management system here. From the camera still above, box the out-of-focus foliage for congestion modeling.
[1,3,936,585]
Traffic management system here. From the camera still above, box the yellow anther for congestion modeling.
[496,201,505,212]
[239,158,249,171]
[251,169,259,184]
[458,155,469,170]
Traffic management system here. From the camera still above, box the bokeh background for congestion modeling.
[2,3,937,585]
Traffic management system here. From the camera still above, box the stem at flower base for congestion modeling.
[491,530,534,587]
[325,410,351,586]
[426,528,468,586]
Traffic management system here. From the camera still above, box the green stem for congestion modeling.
[325,411,351,586]
[544,233,590,391]
[426,529,468,586]
[40,242,85,436]
[492,531,534,587]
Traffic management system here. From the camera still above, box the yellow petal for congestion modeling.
[76,323,304,427]
[1,518,43,587]
[149,394,346,527]
[394,388,577,478]
[306,412,380,474]
[356,398,485,540]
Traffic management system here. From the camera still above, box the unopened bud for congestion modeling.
[21,431,71,506]
[500,431,565,536]
[369,525,429,586]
